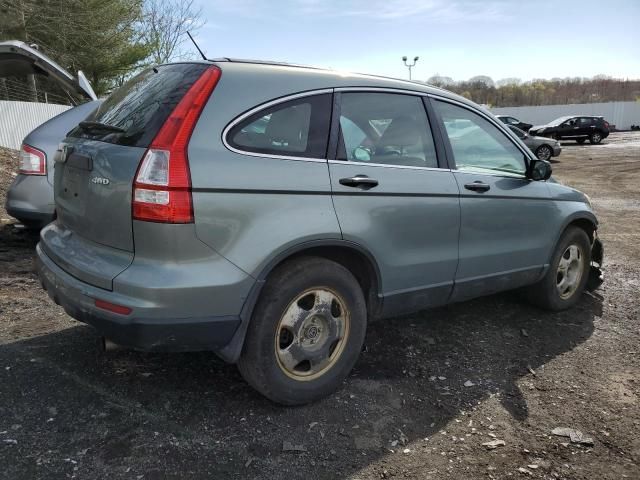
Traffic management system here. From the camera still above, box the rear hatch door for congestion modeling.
[0,40,96,101]
[45,63,210,288]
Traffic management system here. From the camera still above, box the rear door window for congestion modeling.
[336,92,438,168]
[227,94,332,158]
[68,63,210,147]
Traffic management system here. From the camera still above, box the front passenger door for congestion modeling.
[432,99,556,302]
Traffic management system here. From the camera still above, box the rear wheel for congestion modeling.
[589,131,603,144]
[238,257,367,405]
[535,144,553,160]
[525,227,591,311]
[576,138,586,144]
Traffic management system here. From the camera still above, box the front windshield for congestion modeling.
[508,125,526,139]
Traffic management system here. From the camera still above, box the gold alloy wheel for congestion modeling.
[274,287,350,381]
[556,244,585,300]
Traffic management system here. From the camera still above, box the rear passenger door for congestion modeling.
[328,90,460,316]
[576,117,593,137]
[431,98,556,301]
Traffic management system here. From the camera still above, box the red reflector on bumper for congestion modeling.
[95,299,132,315]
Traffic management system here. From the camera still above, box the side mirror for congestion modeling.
[528,158,552,181]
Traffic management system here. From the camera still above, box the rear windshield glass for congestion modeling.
[67,63,208,147]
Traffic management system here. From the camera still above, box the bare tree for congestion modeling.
[142,0,204,64]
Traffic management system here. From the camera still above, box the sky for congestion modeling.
[191,0,640,83]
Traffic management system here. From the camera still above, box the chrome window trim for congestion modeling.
[328,160,450,172]
[426,93,536,170]
[454,168,529,180]
[222,88,334,163]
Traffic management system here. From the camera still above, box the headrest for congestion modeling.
[265,105,310,148]
[377,116,421,147]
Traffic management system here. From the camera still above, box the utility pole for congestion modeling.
[402,56,419,80]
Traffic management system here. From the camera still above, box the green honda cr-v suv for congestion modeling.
[37,59,603,405]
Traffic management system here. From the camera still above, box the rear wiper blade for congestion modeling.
[78,121,125,133]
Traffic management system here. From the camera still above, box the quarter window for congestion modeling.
[434,100,527,176]
[337,93,438,168]
[227,94,332,158]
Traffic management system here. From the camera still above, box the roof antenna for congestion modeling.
[187,31,207,61]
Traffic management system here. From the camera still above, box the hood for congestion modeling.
[530,124,547,131]
[529,133,558,143]
[0,40,97,102]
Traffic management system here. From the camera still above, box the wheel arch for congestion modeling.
[535,143,554,159]
[548,212,598,263]
[566,216,597,242]
[216,240,383,363]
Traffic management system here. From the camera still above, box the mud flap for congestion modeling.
[586,236,604,291]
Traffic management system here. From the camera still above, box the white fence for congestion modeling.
[0,100,70,150]
[491,101,640,130]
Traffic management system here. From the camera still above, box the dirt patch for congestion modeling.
[0,134,639,479]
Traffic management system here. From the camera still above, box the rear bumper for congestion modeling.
[552,144,562,157]
[5,174,55,227]
[37,243,242,352]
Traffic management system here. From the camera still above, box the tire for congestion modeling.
[525,227,591,311]
[576,138,586,144]
[552,133,561,141]
[589,131,603,144]
[237,256,367,405]
[535,144,553,161]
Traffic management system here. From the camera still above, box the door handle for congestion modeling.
[339,175,379,189]
[464,181,491,193]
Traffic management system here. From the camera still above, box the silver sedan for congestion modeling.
[508,125,561,160]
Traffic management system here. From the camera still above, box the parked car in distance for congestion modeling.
[37,60,603,405]
[1,40,99,228]
[496,115,532,132]
[529,116,610,144]
[507,125,561,161]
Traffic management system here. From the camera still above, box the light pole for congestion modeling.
[402,56,419,80]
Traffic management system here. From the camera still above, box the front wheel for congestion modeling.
[525,227,591,311]
[535,144,553,160]
[238,257,367,405]
[589,131,603,144]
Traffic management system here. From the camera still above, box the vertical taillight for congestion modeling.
[132,66,221,223]
[18,144,46,175]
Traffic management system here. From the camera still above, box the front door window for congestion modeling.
[433,100,526,176]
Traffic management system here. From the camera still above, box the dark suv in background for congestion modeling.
[529,116,610,144]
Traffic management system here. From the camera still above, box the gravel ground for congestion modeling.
[0,134,638,479]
